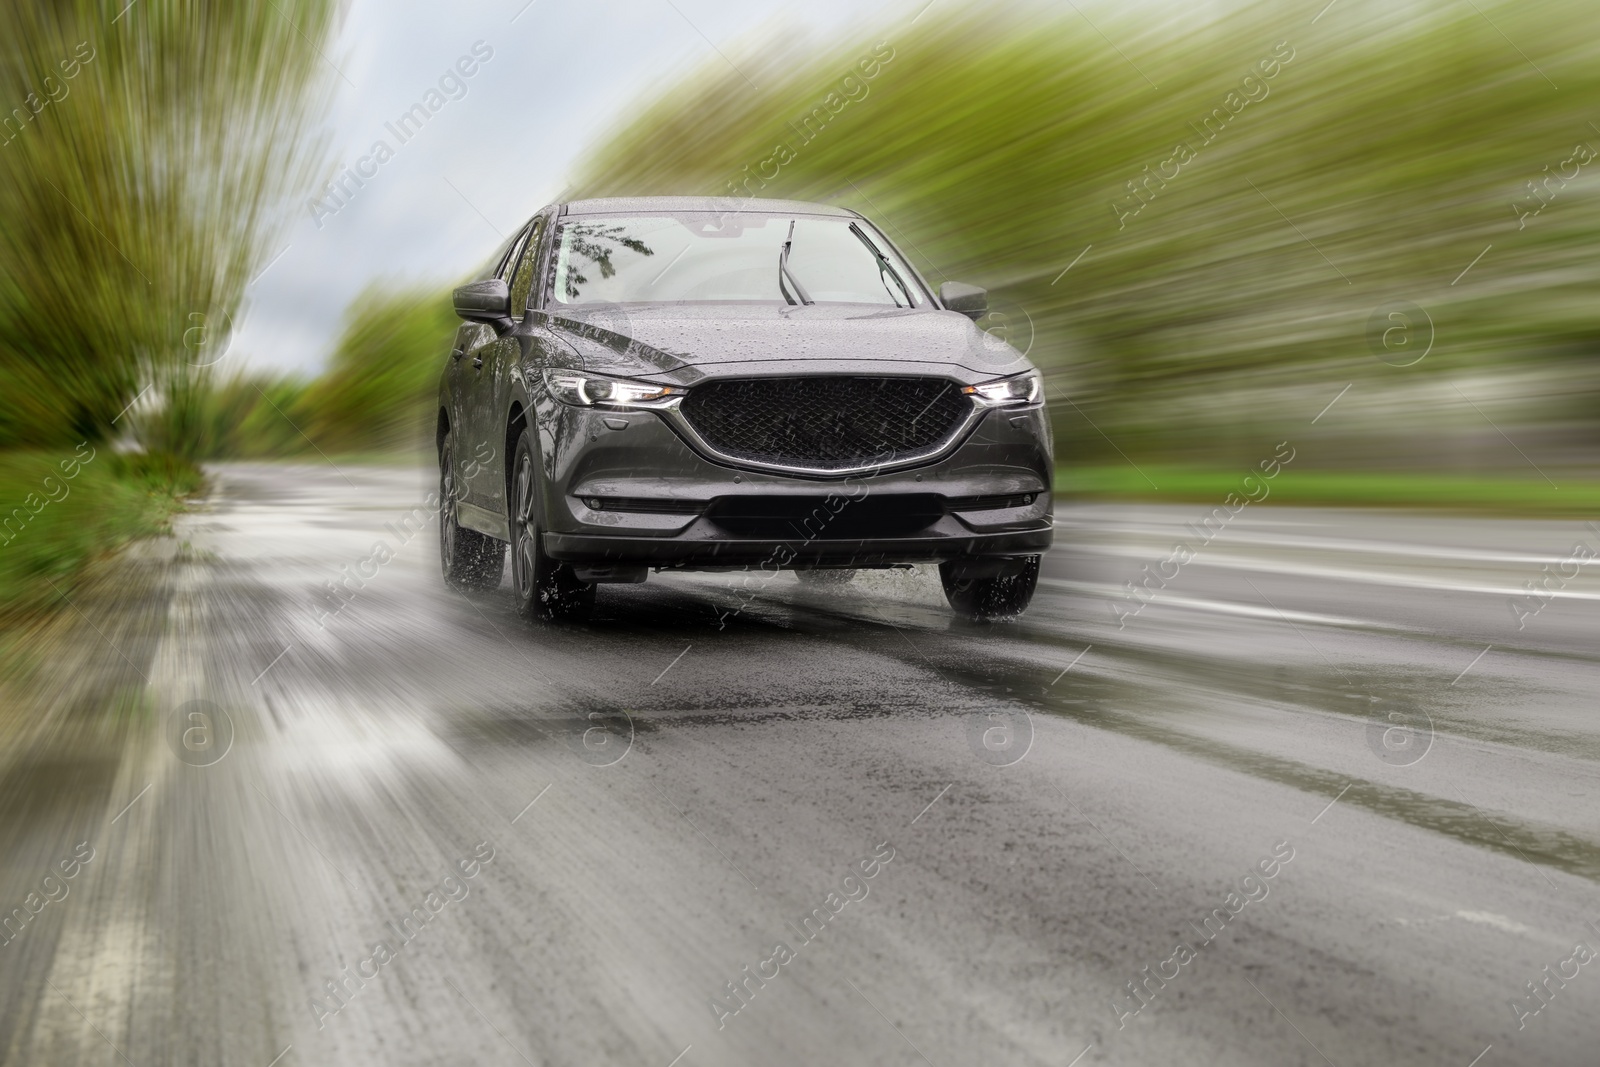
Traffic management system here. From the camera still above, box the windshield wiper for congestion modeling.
[850,222,912,308]
[778,219,814,306]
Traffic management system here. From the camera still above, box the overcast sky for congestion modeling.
[229,0,922,376]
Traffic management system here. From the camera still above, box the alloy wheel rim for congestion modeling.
[440,446,455,563]
[515,454,536,599]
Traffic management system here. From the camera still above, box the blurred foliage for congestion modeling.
[0,0,341,451]
[570,0,1600,467]
[0,449,199,627]
[157,283,454,459]
[136,368,320,459]
[0,0,340,623]
[304,283,458,452]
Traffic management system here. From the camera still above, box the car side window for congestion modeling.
[541,219,565,307]
[495,223,531,282]
[508,217,544,317]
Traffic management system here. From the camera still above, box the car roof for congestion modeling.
[560,195,860,218]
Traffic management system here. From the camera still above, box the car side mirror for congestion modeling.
[453,278,512,327]
[940,281,988,320]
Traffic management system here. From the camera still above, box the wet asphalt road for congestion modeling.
[3,462,1600,1066]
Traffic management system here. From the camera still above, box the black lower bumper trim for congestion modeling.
[541,527,1052,568]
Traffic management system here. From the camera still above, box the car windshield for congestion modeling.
[549,212,927,307]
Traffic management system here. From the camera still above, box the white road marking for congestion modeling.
[1454,910,1533,935]
[1043,553,1600,604]
[1039,578,1388,629]
[1052,522,1586,566]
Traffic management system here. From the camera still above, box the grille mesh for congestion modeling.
[679,377,970,471]
[705,494,945,539]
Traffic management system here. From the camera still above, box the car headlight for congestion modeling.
[544,370,685,409]
[962,371,1042,407]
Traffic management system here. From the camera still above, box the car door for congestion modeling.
[459,222,532,515]
[446,318,490,450]
[468,214,548,517]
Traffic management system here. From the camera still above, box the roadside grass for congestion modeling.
[0,449,202,629]
[1056,465,1600,515]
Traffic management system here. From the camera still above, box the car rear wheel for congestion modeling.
[940,556,1039,620]
[509,429,594,621]
[439,432,504,593]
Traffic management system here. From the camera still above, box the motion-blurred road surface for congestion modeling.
[3,464,1598,1066]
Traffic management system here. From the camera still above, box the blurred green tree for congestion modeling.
[570,0,1600,467]
[0,0,341,452]
[304,283,458,453]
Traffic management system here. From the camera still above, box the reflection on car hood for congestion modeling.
[539,303,1030,385]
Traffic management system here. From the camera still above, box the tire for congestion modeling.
[796,568,857,586]
[509,429,594,621]
[939,556,1039,620]
[439,431,505,593]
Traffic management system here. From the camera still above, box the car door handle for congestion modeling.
[472,354,484,369]
[450,346,464,362]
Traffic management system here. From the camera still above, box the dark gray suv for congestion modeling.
[437,196,1053,621]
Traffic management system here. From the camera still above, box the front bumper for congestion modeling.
[545,527,1053,568]
[535,401,1054,570]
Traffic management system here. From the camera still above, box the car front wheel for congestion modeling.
[939,556,1039,620]
[509,429,594,621]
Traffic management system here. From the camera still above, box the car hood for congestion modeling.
[537,303,1031,387]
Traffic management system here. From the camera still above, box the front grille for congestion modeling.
[678,376,971,472]
[706,494,945,539]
